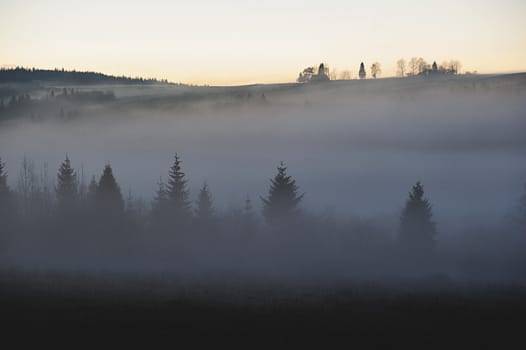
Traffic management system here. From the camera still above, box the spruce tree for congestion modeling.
[86,176,98,203]
[55,156,78,210]
[96,164,124,213]
[166,153,192,219]
[359,62,366,79]
[261,162,304,223]
[152,177,168,219]
[399,181,437,252]
[81,175,98,217]
[125,190,144,219]
[195,182,214,221]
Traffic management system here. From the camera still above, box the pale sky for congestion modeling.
[1,0,525,85]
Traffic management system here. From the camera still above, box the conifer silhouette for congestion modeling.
[261,162,304,223]
[359,62,366,79]
[55,156,78,210]
[86,176,98,203]
[195,182,214,221]
[152,176,168,219]
[96,164,124,213]
[166,153,192,219]
[399,181,437,252]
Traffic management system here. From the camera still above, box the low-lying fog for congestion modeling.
[0,75,525,284]
[2,77,525,226]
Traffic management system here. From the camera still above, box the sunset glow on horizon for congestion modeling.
[1,0,525,85]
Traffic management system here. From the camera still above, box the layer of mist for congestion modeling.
[0,74,525,287]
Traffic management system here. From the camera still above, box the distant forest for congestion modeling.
[0,67,173,85]
[0,87,116,122]
[1,154,525,258]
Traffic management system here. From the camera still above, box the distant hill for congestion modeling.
[0,67,174,85]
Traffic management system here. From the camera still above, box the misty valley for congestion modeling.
[1,71,525,345]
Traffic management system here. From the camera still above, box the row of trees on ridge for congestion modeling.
[297,58,463,82]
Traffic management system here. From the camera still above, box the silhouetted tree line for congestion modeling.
[50,88,115,103]
[296,58,463,82]
[0,154,524,260]
[297,63,330,83]
[397,58,462,77]
[0,88,118,121]
[0,67,173,85]
[0,94,33,116]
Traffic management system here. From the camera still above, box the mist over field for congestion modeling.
[0,74,525,287]
[2,76,525,218]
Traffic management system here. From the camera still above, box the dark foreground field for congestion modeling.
[1,271,525,347]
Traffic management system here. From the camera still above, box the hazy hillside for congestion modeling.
[0,67,174,85]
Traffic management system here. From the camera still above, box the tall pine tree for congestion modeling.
[152,177,169,219]
[261,162,303,224]
[96,164,124,214]
[399,181,437,252]
[195,182,214,221]
[166,153,192,219]
[55,156,78,211]
[86,175,98,205]
[359,62,366,79]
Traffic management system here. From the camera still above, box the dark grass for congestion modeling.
[1,271,525,347]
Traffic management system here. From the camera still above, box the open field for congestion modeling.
[1,270,525,347]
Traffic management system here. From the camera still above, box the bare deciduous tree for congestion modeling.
[417,58,427,74]
[371,62,381,79]
[17,157,38,205]
[396,58,406,77]
[17,157,52,216]
[408,57,419,76]
[448,60,461,74]
[329,68,338,80]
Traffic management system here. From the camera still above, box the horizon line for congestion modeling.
[1,64,526,88]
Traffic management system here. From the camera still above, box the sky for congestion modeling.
[1,0,525,85]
